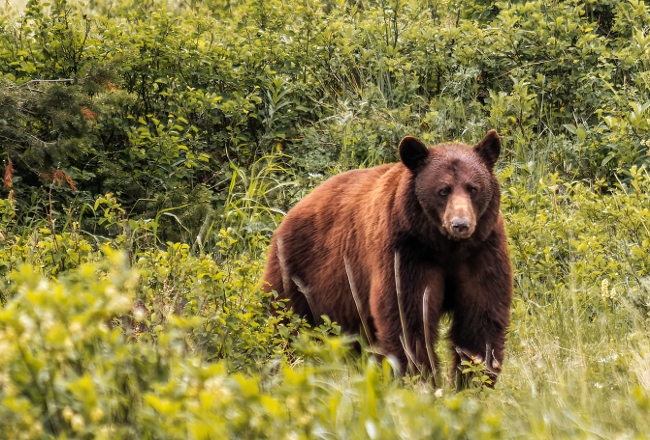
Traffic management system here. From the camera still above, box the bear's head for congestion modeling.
[399,130,501,241]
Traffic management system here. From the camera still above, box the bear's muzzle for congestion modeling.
[443,192,476,240]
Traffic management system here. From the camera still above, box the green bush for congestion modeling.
[2,0,650,437]
[3,0,650,243]
[1,167,650,437]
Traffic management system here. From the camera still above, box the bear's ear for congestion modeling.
[474,130,501,171]
[399,136,429,172]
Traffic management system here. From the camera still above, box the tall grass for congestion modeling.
[1,169,649,437]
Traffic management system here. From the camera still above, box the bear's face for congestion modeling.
[399,131,501,240]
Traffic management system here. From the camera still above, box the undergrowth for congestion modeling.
[1,169,650,438]
[1,0,650,437]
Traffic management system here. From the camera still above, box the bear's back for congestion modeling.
[277,163,398,235]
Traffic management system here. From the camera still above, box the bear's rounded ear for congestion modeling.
[474,130,501,171]
[399,136,429,172]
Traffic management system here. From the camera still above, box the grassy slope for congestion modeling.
[0,0,650,438]
[1,172,649,439]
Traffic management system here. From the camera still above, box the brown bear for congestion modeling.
[262,130,513,385]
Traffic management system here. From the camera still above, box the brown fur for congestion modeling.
[262,131,513,384]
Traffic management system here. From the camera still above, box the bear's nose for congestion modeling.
[451,218,470,234]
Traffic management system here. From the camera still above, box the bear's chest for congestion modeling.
[398,235,475,269]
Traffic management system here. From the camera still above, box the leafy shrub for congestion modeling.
[4,0,650,243]
[2,0,650,437]
[0,217,505,439]
[1,164,650,437]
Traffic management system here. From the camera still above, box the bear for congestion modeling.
[262,130,513,386]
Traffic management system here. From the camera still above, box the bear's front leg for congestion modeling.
[449,242,512,388]
[369,275,410,374]
[369,256,445,378]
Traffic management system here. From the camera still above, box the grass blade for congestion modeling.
[344,256,374,345]
[423,287,438,383]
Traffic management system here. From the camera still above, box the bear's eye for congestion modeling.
[468,186,478,195]
[438,187,451,197]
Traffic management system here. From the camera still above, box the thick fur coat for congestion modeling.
[263,131,513,383]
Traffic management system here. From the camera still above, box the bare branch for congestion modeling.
[4,79,75,90]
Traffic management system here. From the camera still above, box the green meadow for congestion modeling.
[1,0,649,437]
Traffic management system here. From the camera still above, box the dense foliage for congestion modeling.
[3,0,650,242]
[1,0,650,437]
